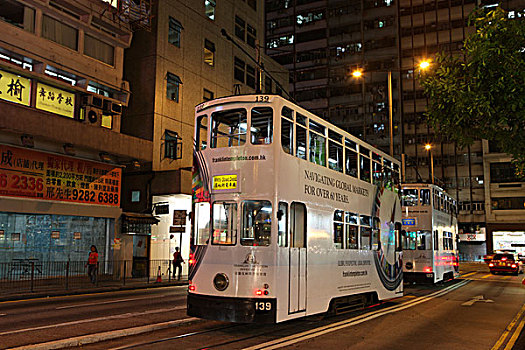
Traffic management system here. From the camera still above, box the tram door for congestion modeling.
[289,202,307,314]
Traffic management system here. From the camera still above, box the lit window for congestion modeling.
[166,72,182,102]
[131,190,140,202]
[168,17,182,47]
[205,0,216,20]
[204,39,215,66]
[101,114,112,129]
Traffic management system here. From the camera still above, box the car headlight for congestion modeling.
[213,273,229,291]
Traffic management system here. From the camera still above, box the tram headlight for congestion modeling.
[213,273,229,291]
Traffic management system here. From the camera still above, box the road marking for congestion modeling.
[482,274,493,279]
[461,272,477,278]
[491,303,525,350]
[55,295,176,309]
[243,280,469,350]
[0,306,186,336]
[461,295,494,307]
[504,319,525,350]
[9,317,200,350]
[503,276,511,280]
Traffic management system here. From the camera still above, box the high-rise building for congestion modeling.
[121,0,288,273]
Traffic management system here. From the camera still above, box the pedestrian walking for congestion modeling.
[86,245,99,284]
[172,247,184,280]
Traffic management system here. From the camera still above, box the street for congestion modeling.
[0,263,523,350]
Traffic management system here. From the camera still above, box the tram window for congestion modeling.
[296,112,307,126]
[309,120,325,135]
[196,115,208,151]
[345,138,357,151]
[420,189,431,206]
[360,154,371,182]
[328,141,343,173]
[345,148,358,178]
[434,230,439,250]
[251,107,273,145]
[401,189,418,206]
[393,170,400,186]
[360,147,370,157]
[372,218,380,250]
[212,202,237,245]
[296,124,307,160]
[395,223,403,252]
[210,109,247,148]
[281,118,293,155]
[334,222,343,249]
[309,131,326,166]
[278,202,288,247]
[329,129,343,143]
[345,212,358,225]
[195,202,211,245]
[346,224,358,249]
[384,166,393,189]
[372,153,381,162]
[281,106,294,120]
[360,227,371,250]
[403,231,416,250]
[417,231,426,250]
[360,215,371,227]
[334,210,344,222]
[241,200,271,246]
[372,161,382,185]
[290,202,306,248]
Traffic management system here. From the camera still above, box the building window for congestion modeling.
[246,64,256,88]
[490,162,520,183]
[164,130,182,160]
[234,57,245,83]
[264,75,273,93]
[84,34,114,65]
[246,24,256,48]
[204,39,215,66]
[101,114,112,129]
[42,15,78,50]
[247,0,257,11]
[204,0,216,20]
[491,197,525,210]
[166,72,182,102]
[131,190,140,202]
[203,88,214,101]
[0,0,34,32]
[168,17,182,47]
[235,16,245,41]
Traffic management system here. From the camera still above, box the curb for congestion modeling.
[9,317,200,350]
[0,281,188,303]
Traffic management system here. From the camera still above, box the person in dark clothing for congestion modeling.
[85,245,98,284]
[172,247,184,280]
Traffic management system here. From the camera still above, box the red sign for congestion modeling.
[0,145,121,206]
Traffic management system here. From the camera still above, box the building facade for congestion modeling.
[121,0,288,275]
[266,0,525,259]
[0,0,152,268]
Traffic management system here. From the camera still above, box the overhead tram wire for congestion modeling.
[220,28,295,103]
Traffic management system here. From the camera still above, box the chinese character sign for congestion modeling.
[0,145,121,206]
[35,82,75,118]
[0,69,31,106]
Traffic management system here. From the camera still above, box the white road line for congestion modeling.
[9,317,200,350]
[55,295,176,309]
[0,306,186,336]
[243,280,469,350]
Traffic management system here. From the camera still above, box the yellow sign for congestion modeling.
[35,82,75,118]
[213,174,238,190]
[0,69,31,106]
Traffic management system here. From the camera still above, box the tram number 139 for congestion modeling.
[255,302,272,311]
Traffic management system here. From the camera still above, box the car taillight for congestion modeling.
[424,266,432,273]
[511,264,517,268]
[502,257,507,261]
[489,263,494,267]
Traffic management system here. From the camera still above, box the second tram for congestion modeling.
[401,184,459,283]
[188,95,403,323]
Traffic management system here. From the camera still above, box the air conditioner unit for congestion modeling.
[103,100,122,114]
[82,95,103,108]
[82,106,102,126]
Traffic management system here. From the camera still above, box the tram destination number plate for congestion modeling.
[254,299,276,313]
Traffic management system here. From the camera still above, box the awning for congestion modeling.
[121,212,159,225]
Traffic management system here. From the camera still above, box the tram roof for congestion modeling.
[195,94,399,165]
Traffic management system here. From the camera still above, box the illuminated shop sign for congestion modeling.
[35,82,75,118]
[0,69,31,106]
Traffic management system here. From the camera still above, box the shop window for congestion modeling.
[163,130,182,160]
[131,190,140,202]
[251,107,273,145]
[84,34,114,65]
[212,202,237,245]
[234,57,245,83]
[168,17,182,47]
[166,72,182,102]
[204,39,215,66]
[203,89,214,101]
[241,200,272,246]
[211,108,247,148]
[0,0,34,32]
[42,15,78,50]
[204,0,216,20]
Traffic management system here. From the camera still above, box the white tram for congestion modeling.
[188,95,403,323]
[401,184,459,283]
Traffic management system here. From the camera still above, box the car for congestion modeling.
[488,253,523,275]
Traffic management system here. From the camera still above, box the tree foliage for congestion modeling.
[420,7,525,175]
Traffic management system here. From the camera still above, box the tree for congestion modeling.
[420,7,525,175]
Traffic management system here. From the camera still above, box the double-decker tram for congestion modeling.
[188,94,403,323]
[401,184,459,283]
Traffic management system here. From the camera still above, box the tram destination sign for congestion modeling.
[212,173,239,193]
[402,218,416,226]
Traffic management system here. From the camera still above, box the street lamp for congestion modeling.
[425,144,434,184]
[419,60,431,70]
[351,68,394,157]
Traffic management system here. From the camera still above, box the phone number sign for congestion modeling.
[0,145,121,206]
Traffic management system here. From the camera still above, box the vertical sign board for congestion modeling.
[173,210,187,226]
[0,69,31,106]
[0,145,121,206]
